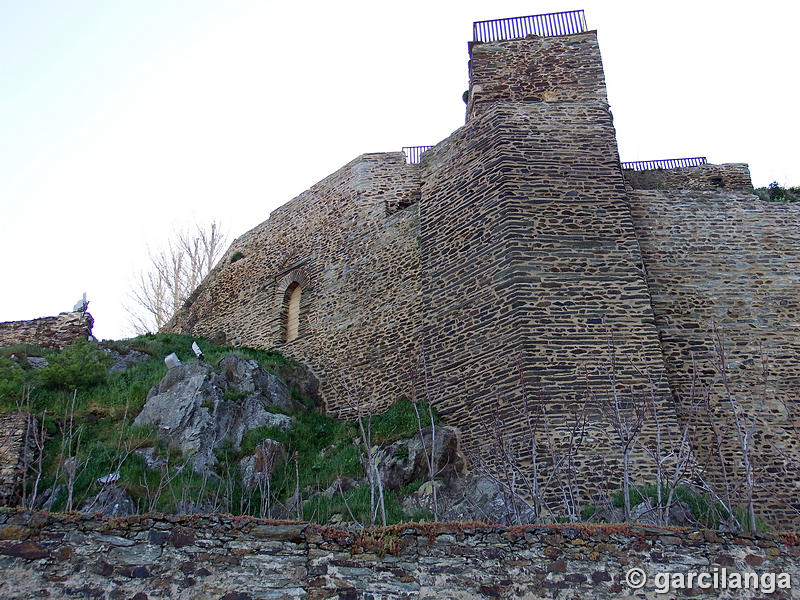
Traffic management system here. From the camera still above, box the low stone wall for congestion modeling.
[623,163,752,191]
[1,510,798,599]
[0,414,31,506]
[0,311,94,349]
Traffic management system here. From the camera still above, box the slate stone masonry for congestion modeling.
[2,511,800,599]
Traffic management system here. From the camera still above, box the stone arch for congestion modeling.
[275,267,311,342]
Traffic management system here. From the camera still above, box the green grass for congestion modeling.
[369,397,437,444]
[610,483,769,532]
[302,481,430,525]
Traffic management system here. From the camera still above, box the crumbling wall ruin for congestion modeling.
[0,312,93,350]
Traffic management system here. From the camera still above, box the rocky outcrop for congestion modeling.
[271,362,322,408]
[0,311,93,349]
[374,425,466,490]
[79,485,135,517]
[402,474,538,525]
[133,355,291,473]
[218,354,292,413]
[239,439,285,489]
[105,347,150,373]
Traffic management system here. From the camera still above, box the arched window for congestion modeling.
[285,283,301,342]
[275,265,310,344]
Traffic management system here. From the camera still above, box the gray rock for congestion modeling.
[631,498,660,525]
[239,439,286,489]
[109,543,162,566]
[36,484,65,511]
[134,361,224,471]
[134,448,166,470]
[80,485,135,517]
[25,356,49,369]
[402,474,537,525]
[272,362,322,408]
[133,357,291,473]
[320,476,359,499]
[106,347,150,373]
[219,354,292,413]
[669,500,696,526]
[374,425,466,491]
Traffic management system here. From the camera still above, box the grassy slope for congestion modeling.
[0,334,433,523]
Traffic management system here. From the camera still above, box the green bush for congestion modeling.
[38,338,112,390]
[768,182,786,201]
[754,182,799,203]
[0,357,26,407]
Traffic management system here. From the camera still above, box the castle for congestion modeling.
[166,12,800,527]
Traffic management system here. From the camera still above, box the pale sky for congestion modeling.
[1,1,798,340]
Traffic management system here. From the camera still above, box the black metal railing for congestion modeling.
[402,146,433,164]
[473,10,587,42]
[621,157,708,171]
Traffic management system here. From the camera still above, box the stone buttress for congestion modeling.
[417,32,676,498]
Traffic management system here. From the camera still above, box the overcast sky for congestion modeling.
[1,0,797,340]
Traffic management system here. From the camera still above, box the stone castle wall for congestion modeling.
[629,188,800,524]
[467,32,608,116]
[0,312,93,349]
[165,30,800,527]
[1,511,799,599]
[165,153,422,415]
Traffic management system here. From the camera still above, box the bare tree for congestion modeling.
[468,372,587,525]
[333,373,386,527]
[406,356,441,521]
[128,222,226,334]
[17,386,47,509]
[58,390,88,511]
[685,325,769,532]
[710,324,760,532]
[595,334,646,522]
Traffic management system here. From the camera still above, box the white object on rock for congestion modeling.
[73,292,88,312]
[164,353,182,369]
[191,341,204,361]
[97,471,120,485]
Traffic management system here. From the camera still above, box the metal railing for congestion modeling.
[473,10,587,42]
[402,146,434,164]
[621,157,708,171]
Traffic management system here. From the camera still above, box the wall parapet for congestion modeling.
[0,510,799,599]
